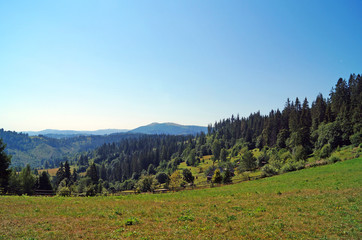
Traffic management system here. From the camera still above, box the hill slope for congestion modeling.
[129,122,207,135]
[0,158,360,239]
[0,129,140,167]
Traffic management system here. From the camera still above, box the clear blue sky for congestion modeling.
[1,0,361,131]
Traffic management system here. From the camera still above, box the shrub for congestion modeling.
[57,186,71,197]
[280,161,305,173]
[328,156,341,164]
[135,175,158,192]
[293,145,308,161]
[320,144,332,158]
[261,164,278,177]
[212,169,223,184]
[222,168,233,184]
[85,185,96,196]
[156,172,169,184]
[350,131,362,147]
[124,217,139,226]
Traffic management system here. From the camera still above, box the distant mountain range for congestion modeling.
[25,129,128,139]
[24,122,207,138]
[129,122,207,135]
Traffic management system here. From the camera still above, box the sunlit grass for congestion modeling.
[1,157,361,239]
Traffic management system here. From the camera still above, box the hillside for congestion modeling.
[129,122,207,135]
[1,158,360,239]
[0,129,141,168]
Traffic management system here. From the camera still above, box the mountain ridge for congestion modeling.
[24,122,207,138]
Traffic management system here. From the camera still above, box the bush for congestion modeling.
[156,172,169,184]
[293,145,308,161]
[328,156,341,164]
[135,175,158,192]
[261,164,278,177]
[124,217,139,226]
[85,185,96,196]
[350,131,362,147]
[57,186,71,197]
[320,144,332,159]
[212,169,223,184]
[280,161,305,173]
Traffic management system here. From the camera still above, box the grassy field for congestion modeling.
[1,157,361,239]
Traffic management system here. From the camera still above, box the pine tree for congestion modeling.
[212,139,221,162]
[0,138,11,194]
[55,163,65,186]
[20,164,36,195]
[38,171,53,191]
[220,148,228,162]
[64,161,71,180]
[239,150,256,172]
[86,163,99,184]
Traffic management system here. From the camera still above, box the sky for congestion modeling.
[0,0,361,132]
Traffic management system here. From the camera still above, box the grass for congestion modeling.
[1,157,361,239]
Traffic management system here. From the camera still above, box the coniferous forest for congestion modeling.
[0,74,361,196]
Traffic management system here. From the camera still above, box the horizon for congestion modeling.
[1,1,361,132]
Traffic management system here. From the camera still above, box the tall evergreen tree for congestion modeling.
[20,164,36,195]
[64,161,71,180]
[212,139,221,162]
[55,163,65,186]
[0,138,11,194]
[37,171,53,191]
[87,163,99,184]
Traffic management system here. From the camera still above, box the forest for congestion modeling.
[0,74,361,196]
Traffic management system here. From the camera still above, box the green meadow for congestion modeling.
[1,157,361,239]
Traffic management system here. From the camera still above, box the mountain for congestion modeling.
[25,129,128,139]
[129,122,207,135]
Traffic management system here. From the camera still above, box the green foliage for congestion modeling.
[19,164,36,195]
[135,175,158,192]
[220,148,228,162]
[8,169,21,195]
[328,156,341,164]
[276,129,289,149]
[349,130,362,146]
[182,169,194,184]
[37,171,53,191]
[155,172,169,184]
[186,149,198,166]
[0,138,11,194]
[320,144,332,159]
[57,186,71,197]
[85,185,96,196]
[86,163,99,184]
[292,145,307,161]
[169,170,183,190]
[222,168,233,184]
[212,169,222,184]
[238,150,256,172]
[314,122,343,149]
[147,164,156,175]
[261,164,279,177]
[124,217,139,226]
[212,139,221,161]
[280,161,305,173]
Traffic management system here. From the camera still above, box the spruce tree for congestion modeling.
[38,171,53,191]
[0,138,11,194]
[64,161,71,180]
